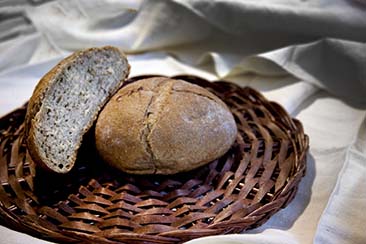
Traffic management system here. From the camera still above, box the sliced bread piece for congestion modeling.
[25,46,130,173]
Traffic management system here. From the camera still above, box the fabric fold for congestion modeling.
[314,116,366,243]
[25,0,366,105]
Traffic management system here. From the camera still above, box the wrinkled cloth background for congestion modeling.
[0,0,366,243]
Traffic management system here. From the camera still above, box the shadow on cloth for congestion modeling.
[292,90,366,118]
[248,153,316,232]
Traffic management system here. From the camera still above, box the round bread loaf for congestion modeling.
[95,77,238,175]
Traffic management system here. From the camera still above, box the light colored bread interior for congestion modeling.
[26,46,130,173]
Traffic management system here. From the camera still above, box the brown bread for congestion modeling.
[95,77,237,174]
[25,46,130,173]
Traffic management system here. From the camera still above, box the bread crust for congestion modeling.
[25,46,130,173]
[95,77,238,175]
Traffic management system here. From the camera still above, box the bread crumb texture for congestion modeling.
[26,46,129,173]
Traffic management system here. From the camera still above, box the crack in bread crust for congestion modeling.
[140,78,174,173]
[140,80,227,174]
[170,84,228,108]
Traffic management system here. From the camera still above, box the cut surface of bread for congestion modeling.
[25,46,130,173]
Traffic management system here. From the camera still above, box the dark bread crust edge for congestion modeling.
[25,46,130,173]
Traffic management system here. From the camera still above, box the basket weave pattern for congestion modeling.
[0,75,308,243]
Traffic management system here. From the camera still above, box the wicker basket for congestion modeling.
[0,75,308,243]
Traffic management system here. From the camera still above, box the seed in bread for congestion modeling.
[25,46,130,173]
[95,77,237,175]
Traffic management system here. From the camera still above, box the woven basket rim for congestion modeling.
[0,75,308,244]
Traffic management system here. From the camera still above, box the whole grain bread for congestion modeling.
[25,46,130,173]
[95,77,237,175]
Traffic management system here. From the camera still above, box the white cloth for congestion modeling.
[0,0,366,243]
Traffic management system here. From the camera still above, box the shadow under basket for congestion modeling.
[0,75,308,244]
